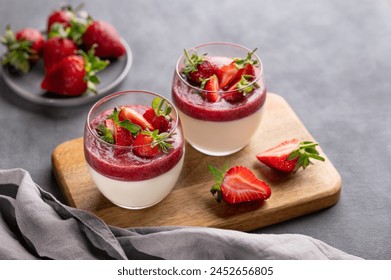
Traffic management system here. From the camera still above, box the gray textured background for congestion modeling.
[0,0,390,259]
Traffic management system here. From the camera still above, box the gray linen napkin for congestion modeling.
[0,168,361,260]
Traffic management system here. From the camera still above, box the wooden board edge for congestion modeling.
[51,139,79,207]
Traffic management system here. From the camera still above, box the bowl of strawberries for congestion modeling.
[0,4,132,107]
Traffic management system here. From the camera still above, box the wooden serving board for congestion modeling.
[52,93,341,231]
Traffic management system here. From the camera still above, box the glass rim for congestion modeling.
[175,41,264,93]
[86,90,180,149]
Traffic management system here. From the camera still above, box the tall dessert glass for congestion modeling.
[84,90,185,209]
[172,42,266,156]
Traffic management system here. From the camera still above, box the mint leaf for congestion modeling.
[118,120,141,136]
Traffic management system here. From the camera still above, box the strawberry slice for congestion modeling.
[216,62,240,90]
[119,107,154,131]
[203,74,219,102]
[142,97,173,133]
[143,108,170,133]
[208,164,271,204]
[256,139,325,173]
[114,125,133,146]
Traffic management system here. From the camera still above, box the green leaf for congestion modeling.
[118,120,141,136]
[96,123,114,144]
[151,96,173,118]
[182,48,206,76]
[234,48,259,69]
[141,129,175,153]
[108,107,120,123]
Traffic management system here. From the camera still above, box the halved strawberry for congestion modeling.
[182,49,218,84]
[216,62,240,90]
[217,48,259,90]
[208,163,271,204]
[119,107,154,130]
[114,125,133,146]
[133,130,174,158]
[132,133,160,158]
[256,139,325,173]
[203,74,219,103]
[142,97,173,132]
[221,75,258,103]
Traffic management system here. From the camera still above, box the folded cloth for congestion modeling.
[0,168,361,260]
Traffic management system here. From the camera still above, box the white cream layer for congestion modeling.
[87,155,184,209]
[178,108,264,156]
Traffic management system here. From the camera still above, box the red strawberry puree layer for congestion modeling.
[84,105,184,181]
[172,57,267,122]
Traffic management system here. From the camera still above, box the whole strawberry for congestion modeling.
[82,21,126,58]
[182,49,218,85]
[48,8,72,31]
[256,139,325,173]
[208,163,271,204]
[41,48,109,96]
[0,26,44,73]
[42,36,78,71]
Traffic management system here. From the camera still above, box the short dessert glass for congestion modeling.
[172,42,267,156]
[84,90,185,209]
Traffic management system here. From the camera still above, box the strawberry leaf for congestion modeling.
[234,48,259,69]
[0,25,34,73]
[141,129,174,153]
[79,46,109,94]
[208,162,229,203]
[151,97,172,120]
[289,141,326,173]
[108,107,141,136]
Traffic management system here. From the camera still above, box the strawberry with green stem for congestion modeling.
[217,48,259,90]
[133,130,175,158]
[208,163,271,204]
[256,139,325,173]
[182,49,219,84]
[0,25,44,73]
[143,97,173,132]
[41,46,109,96]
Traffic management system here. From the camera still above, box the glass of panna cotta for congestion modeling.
[84,90,185,209]
[172,42,267,156]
